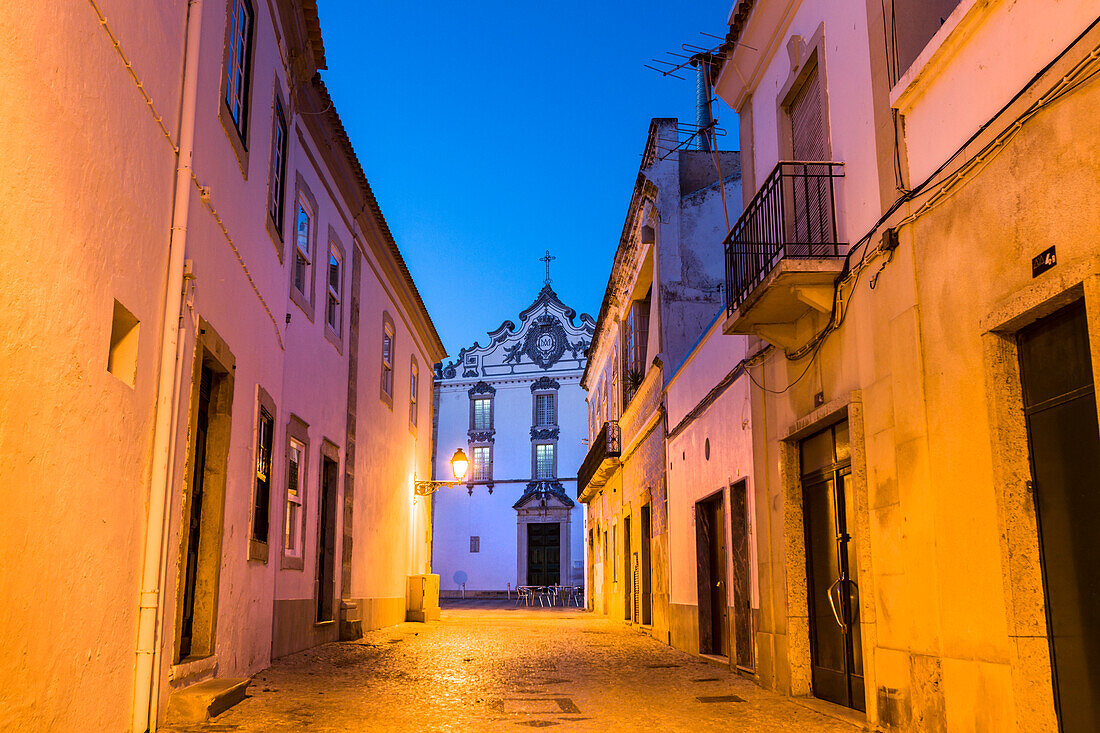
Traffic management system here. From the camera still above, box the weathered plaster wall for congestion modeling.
[0,3,182,730]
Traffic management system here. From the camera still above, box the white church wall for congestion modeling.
[432,286,594,593]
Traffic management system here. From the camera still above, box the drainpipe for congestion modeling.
[132,0,204,730]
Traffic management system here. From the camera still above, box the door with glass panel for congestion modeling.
[801,420,864,711]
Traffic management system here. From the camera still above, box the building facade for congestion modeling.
[432,285,594,594]
[711,0,1100,730]
[0,1,444,730]
[578,118,742,643]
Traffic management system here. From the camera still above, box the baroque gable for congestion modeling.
[437,285,595,381]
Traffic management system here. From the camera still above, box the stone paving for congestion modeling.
[166,601,863,732]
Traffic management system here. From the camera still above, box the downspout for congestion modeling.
[132,0,204,730]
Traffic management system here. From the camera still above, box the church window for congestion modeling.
[535,443,555,479]
[470,536,480,553]
[471,445,492,481]
[534,393,556,427]
[472,397,492,430]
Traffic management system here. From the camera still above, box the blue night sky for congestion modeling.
[316,1,737,361]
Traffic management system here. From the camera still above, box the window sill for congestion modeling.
[289,286,314,323]
[324,324,343,354]
[265,214,285,263]
[281,552,304,571]
[248,538,268,563]
[889,0,986,112]
[218,101,250,180]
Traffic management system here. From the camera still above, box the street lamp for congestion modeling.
[414,448,469,496]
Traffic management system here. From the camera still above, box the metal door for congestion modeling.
[1018,299,1100,732]
[801,421,864,711]
[179,366,212,660]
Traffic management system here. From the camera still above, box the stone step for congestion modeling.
[165,677,249,724]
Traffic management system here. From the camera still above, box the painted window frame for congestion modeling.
[323,231,344,349]
[248,386,277,562]
[266,92,288,246]
[218,0,255,175]
[409,356,419,430]
[471,396,493,431]
[289,175,318,319]
[380,312,395,406]
[534,392,556,427]
[533,442,556,480]
[282,417,309,571]
[470,444,493,483]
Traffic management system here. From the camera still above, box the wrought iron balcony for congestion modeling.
[723,162,846,344]
[577,421,621,502]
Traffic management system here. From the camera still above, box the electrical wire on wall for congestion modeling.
[751,19,1100,393]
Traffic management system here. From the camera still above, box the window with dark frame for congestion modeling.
[381,323,394,397]
[409,360,419,427]
[251,407,274,544]
[285,439,304,555]
[268,98,287,234]
[293,199,312,296]
[224,0,254,140]
[326,245,341,334]
[470,536,480,553]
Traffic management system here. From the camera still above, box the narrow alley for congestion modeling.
[165,602,860,732]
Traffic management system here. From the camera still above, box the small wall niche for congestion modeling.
[108,299,139,386]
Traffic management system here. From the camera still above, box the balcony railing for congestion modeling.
[577,421,622,499]
[724,161,844,314]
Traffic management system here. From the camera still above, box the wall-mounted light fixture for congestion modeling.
[414,448,469,496]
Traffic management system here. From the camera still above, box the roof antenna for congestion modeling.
[691,53,716,152]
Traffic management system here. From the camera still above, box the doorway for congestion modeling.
[801,420,864,711]
[315,454,338,623]
[729,480,754,671]
[695,492,729,658]
[1018,299,1100,732]
[178,365,213,661]
[526,522,560,586]
[623,516,632,621]
[640,505,652,626]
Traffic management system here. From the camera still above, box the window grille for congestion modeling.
[472,397,491,430]
[470,536,480,553]
[251,407,273,543]
[535,443,555,479]
[535,393,555,426]
[472,446,492,481]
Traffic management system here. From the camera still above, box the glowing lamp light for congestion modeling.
[450,448,469,483]
[413,447,470,496]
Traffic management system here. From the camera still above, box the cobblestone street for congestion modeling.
[167,602,863,732]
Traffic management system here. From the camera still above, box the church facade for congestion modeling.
[433,285,594,594]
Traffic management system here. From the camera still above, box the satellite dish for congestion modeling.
[453,570,468,585]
